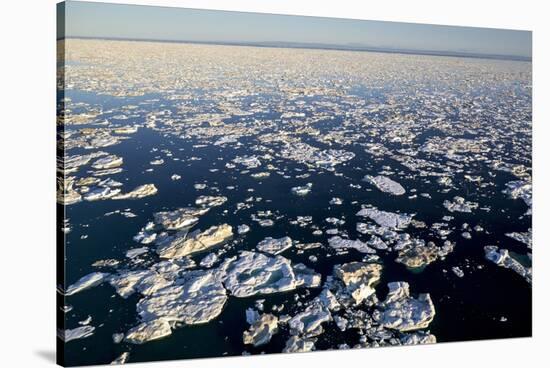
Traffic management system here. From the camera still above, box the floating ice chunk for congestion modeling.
[293,263,322,288]
[374,282,435,332]
[505,229,532,248]
[135,270,227,326]
[443,196,478,213]
[195,195,227,208]
[83,187,121,201]
[124,319,172,344]
[296,242,322,250]
[61,151,108,174]
[503,180,532,214]
[110,352,130,365]
[79,315,92,326]
[325,217,345,226]
[329,197,343,205]
[113,184,158,200]
[112,333,124,344]
[113,125,138,134]
[171,174,181,181]
[65,272,108,296]
[251,172,270,179]
[367,235,389,250]
[243,313,279,346]
[58,326,95,342]
[157,224,232,258]
[219,251,320,297]
[334,262,382,304]
[109,270,171,299]
[200,253,219,268]
[133,224,157,244]
[91,154,123,170]
[328,236,376,254]
[92,167,123,176]
[150,159,164,165]
[291,183,312,196]
[364,175,406,195]
[356,207,412,229]
[317,289,340,311]
[283,336,316,353]
[233,155,261,169]
[126,247,149,259]
[62,305,73,313]
[256,236,293,255]
[396,242,438,269]
[280,142,354,169]
[484,246,531,283]
[288,305,331,337]
[451,266,464,278]
[92,259,120,268]
[214,135,239,145]
[334,316,348,331]
[153,207,208,230]
[237,224,250,234]
[400,332,437,345]
[246,308,260,324]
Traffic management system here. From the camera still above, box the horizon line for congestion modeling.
[58,36,532,62]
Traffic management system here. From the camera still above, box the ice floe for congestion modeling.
[157,224,232,258]
[243,313,279,347]
[219,251,320,297]
[256,236,293,255]
[374,282,435,331]
[356,207,413,229]
[484,246,531,284]
[364,175,406,195]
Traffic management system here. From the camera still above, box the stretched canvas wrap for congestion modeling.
[56,1,532,366]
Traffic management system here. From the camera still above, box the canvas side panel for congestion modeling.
[56,2,66,366]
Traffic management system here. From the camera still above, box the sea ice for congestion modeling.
[65,272,108,296]
[356,207,413,229]
[157,224,232,258]
[113,184,158,200]
[374,282,435,332]
[243,313,279,347]
[364,175,406,195]
[219,251,320,297]
[256,236,293,255]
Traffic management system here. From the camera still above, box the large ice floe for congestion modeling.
[58,326,96,342]
[374,282,435,331]
[219,251,321,297]
[395,240,454,269]
[91,154,123,169]
[356,207,413,229]
[328,236,376,254]
[64,272,108,296]
[112,184,158,200]
[484,246,532,284]
[333,262,382,304]
[256,236,293,255]
[157,224,233,258]
[364,175,406,195]
[153,207,209,230]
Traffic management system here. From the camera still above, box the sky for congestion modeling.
[59,1,532,58]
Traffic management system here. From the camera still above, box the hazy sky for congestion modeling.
[60,1,532,58]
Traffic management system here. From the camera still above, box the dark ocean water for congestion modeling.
[61,88,531,366]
